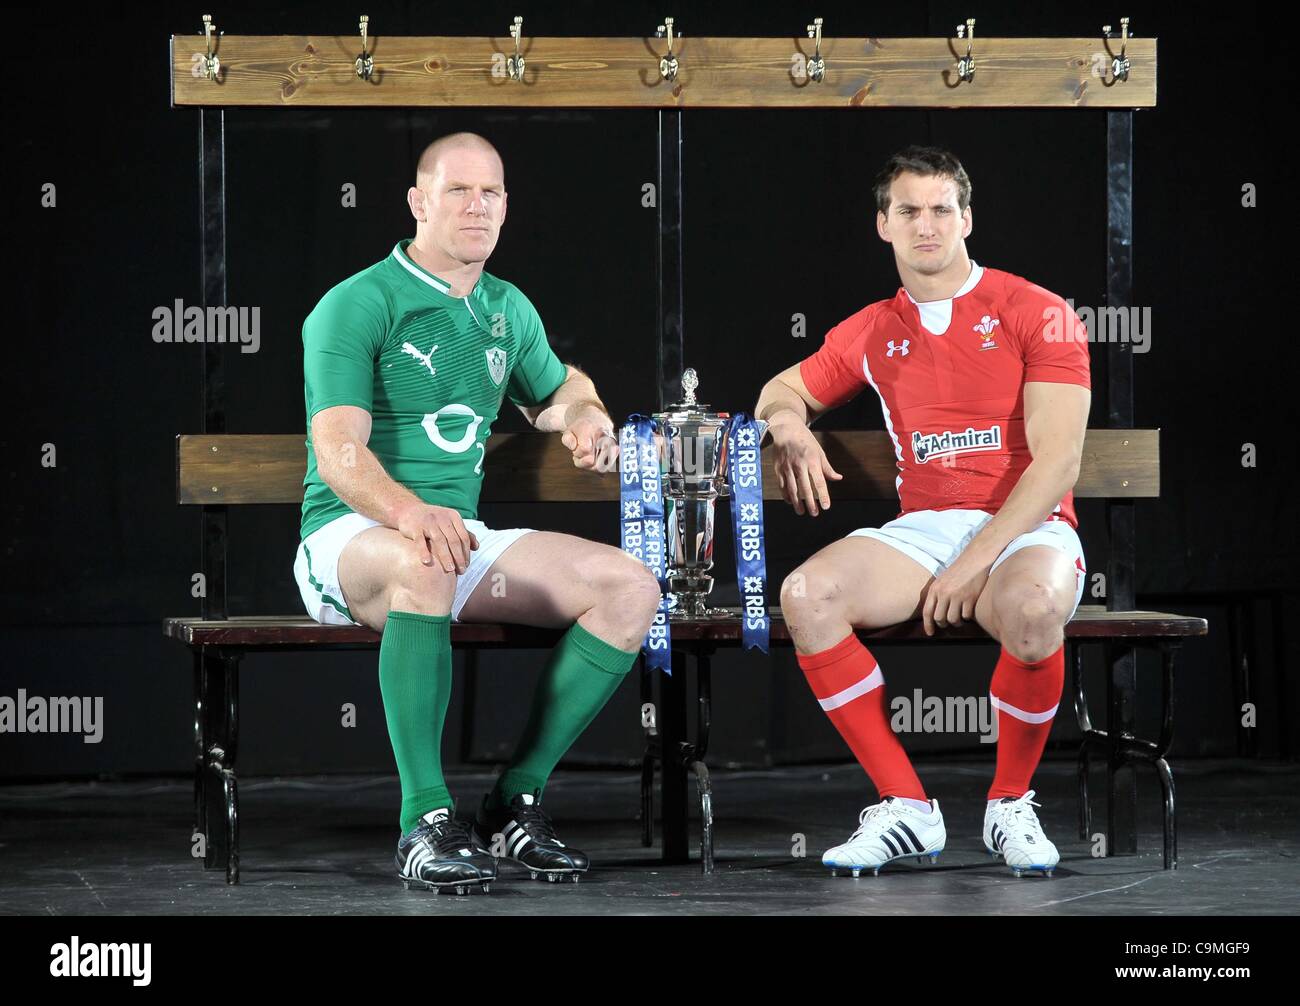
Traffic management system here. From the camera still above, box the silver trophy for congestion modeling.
[654,368,736,620]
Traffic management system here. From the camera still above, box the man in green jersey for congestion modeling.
[292,133,661,893]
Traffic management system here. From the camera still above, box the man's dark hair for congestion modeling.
[873,146,972,214]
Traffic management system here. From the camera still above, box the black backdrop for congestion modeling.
[3,0,1291,780]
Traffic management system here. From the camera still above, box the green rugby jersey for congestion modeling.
[300,239,568,540]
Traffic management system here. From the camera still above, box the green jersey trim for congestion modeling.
[303,543,353,621]
[390,240,496,334]
[390,241,454,296]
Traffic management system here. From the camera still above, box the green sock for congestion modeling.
[488,621,639,809]
[379,610,454,834]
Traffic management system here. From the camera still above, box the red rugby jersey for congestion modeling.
[799,263,1091,527]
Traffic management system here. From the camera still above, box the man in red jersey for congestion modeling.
[755,147,1091,878]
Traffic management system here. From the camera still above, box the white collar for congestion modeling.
[904,261,983,305]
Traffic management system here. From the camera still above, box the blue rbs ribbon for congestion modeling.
[726,413,770,653]
[618,416,671,673]
[618,413,769,668]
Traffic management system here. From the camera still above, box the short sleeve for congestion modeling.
[303,280,389,419]
[506,289,568,407]
[1014,284,1092,388]
[798,311,870,409]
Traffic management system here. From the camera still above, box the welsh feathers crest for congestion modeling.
[973,315,1000,340]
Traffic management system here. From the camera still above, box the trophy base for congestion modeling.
[668,607,734,622]
[666,591,733,621]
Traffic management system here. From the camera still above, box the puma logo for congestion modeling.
[401,341,438,378]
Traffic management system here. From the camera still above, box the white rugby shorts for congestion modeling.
[848,508,1087,616]
[293,512,535,625]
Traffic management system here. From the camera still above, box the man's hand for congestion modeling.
[768,415,843,516]
[392,501,479,574]
[921,550,993,636]
[561,405,619,473]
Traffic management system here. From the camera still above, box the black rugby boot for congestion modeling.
[395,808,497,894]
[475,790,589,883]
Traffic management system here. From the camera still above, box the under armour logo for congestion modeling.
[886,339,910,358]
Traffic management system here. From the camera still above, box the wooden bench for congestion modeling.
[164,428,1207,883]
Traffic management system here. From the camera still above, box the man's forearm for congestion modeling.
[528,368,611,433]
[755,377,810,437]
[319,441,424,528]
[958,453,1082,567]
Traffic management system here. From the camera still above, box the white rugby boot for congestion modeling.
[822,797,946,877]
[983,790,1060,878]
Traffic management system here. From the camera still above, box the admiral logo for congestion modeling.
[912,424,1002,464]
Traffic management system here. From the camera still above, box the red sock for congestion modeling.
[797,633,926,801]
[988,643,1065,800]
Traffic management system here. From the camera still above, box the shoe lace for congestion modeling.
[514,796,560,845]
[425,816,476,856]
[848,799,901,842]
[996,790,1045,839]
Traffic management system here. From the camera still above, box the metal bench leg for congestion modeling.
[1155,642,1179,870]
[1077,743,1091,841]
[193,649,208,853]
[691,651,714,874]
[658,651,689,863]
[640,750,656,848]
[638,655,655,847]
[1106,642,1139,856]
[691,760,714,874]
[201,650,241,884]
[1155,756,1176,870]
[1072,643,1094,840]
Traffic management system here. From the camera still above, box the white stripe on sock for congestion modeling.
[817,664,884,711]
[990,692,1059,724]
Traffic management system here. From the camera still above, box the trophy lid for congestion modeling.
[657,367,729,424]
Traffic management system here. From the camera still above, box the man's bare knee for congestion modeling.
[387,551,458,616]
[780,566,854,654]
[996,584,1065,662]
[621,562,664,631]
[782,564,838,617]
[584,553,662,646]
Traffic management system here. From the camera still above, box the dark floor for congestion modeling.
[1,759,1296,916]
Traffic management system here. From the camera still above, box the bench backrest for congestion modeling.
[175,429,1159,505]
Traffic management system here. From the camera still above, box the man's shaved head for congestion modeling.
[416,132,504,187]
[406,132,509,272]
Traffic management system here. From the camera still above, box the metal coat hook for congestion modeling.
[956,18,975,84]
[656,17,679,81]
[201,14,221,81]
[507,16,525,81]
[355,15,374,80]
[806,17,825,82]
[1102,17,1131,83]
